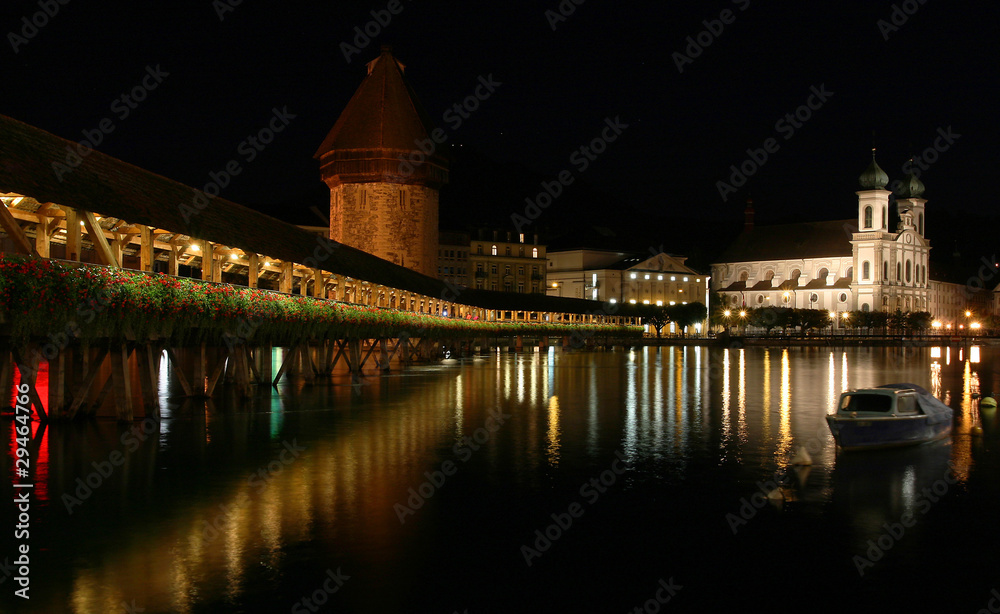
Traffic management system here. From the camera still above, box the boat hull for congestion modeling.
[826,415,952,451]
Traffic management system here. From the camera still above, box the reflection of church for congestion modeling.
[712,154,942,317]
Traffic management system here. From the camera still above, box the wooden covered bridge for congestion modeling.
[0,114,644,423]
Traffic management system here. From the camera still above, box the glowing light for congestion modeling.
[230,254,239,261]
[190,244,200,252]
[630,273,637,279]
[609,298,617,304]
[629,299,637,304]
[738,310,746,318]
[932,320,942,328]
[971,346,981,363]
[723,310,731,317]
[842,312,850,320]
[11,196,24,206]
[965,310,972,317]
[829,311,836,319]
[971,322,981,329]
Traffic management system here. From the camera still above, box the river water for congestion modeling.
[3,344,1000,613]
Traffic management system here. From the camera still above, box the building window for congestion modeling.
[532,248,538,258]
[897,262,902,281]
[517,266,524,275]
[504,265,511,276]
[519,247,524,257]
[490,264,497,274]
[918,213,924,235]
[491,244,497,256]
[505,246,511,256]
[864,206,873,228]
[756,294,764,304]
[905,260,912,283]
[862,303,870,312]
[519,233,525,243]
[517,283,525,293]
[883,261,889,281]
[839,293,848,303]
[630,272,637,279]
[862,261,870,280]
[644,274,650,280]
[809,293,818,304]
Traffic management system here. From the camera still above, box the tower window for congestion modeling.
[881,207,886,228]
[532,248,538,258]
[864,206,873,229]
[883,261,889,281]
[862,261,870,280]
[906,260,912,283]
[918,213,924,235]
[491,244,497,256]
[897,262,902,281]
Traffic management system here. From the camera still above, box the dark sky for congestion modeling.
[3,1,998,262]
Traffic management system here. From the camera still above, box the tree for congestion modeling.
[906,311,933,332]
[748,306,785,334]
[667,302,707,337]
[794,308,830,333]
[643,305,670,339]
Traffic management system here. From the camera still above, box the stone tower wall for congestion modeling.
[329,182,439,277]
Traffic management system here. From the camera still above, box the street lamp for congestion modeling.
[723,309,732,333]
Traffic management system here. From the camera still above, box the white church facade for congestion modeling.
[712,154,945,319]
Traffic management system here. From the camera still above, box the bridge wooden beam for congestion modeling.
[81,210,119,267]
[0,202,38,257]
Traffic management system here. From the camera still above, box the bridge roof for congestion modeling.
[0,114,636,316]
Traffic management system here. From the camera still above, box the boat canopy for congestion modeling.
[877,383,954,425]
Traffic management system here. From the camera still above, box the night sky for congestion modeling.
[3,1,998,266]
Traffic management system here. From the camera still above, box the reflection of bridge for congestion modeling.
[0,114,641,422]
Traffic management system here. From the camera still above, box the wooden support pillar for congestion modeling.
[193,341,207,395]
[348,338,362,374]
[109,342,134,422]
[13,347,47,422]
[313,269,325,298]
[258,343,272,384]
[48,351,66,417]
[514,335,523,352]
[299,272,308,296]
[34,217,51,258]
[136,344,161,420]
[248,253,259,288]
[168,241,180,276]
[280,261,293,294]
[201,240,214,282]
[140,226,154,271]
[379,338,390,372]
[65,207,82,261]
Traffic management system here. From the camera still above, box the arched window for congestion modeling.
[905,260,912,283]
[862,303,871,312]
[789,269,801,281]
[532,248,538,258]
[918,213,924,235]
[883,261,889,281]
[846,267,853,281]
[817,268,829,284]
[491,244,498,256]
[862,261,870,280]
[764,270,774,281]
[739,271,749,282]
[882,207,887,228]
[897,262,902,281]
[864,206,873,229]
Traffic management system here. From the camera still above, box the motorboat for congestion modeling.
[826,383,953,450]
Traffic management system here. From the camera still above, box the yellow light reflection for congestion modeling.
[841,351,848,392]
[777,349,791,459]
[762,349,771,441]
[971,346,981,364]
[721,349,731,447]
[737,349,747,445]
[546,395,561,466]
[930,346,941,359]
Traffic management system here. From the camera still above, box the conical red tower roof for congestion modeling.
[315,46,448,187]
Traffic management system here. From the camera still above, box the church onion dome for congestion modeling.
[895,171,925,198]
[858,153,889,190]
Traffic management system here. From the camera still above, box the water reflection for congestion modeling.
[3,345,997,612]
